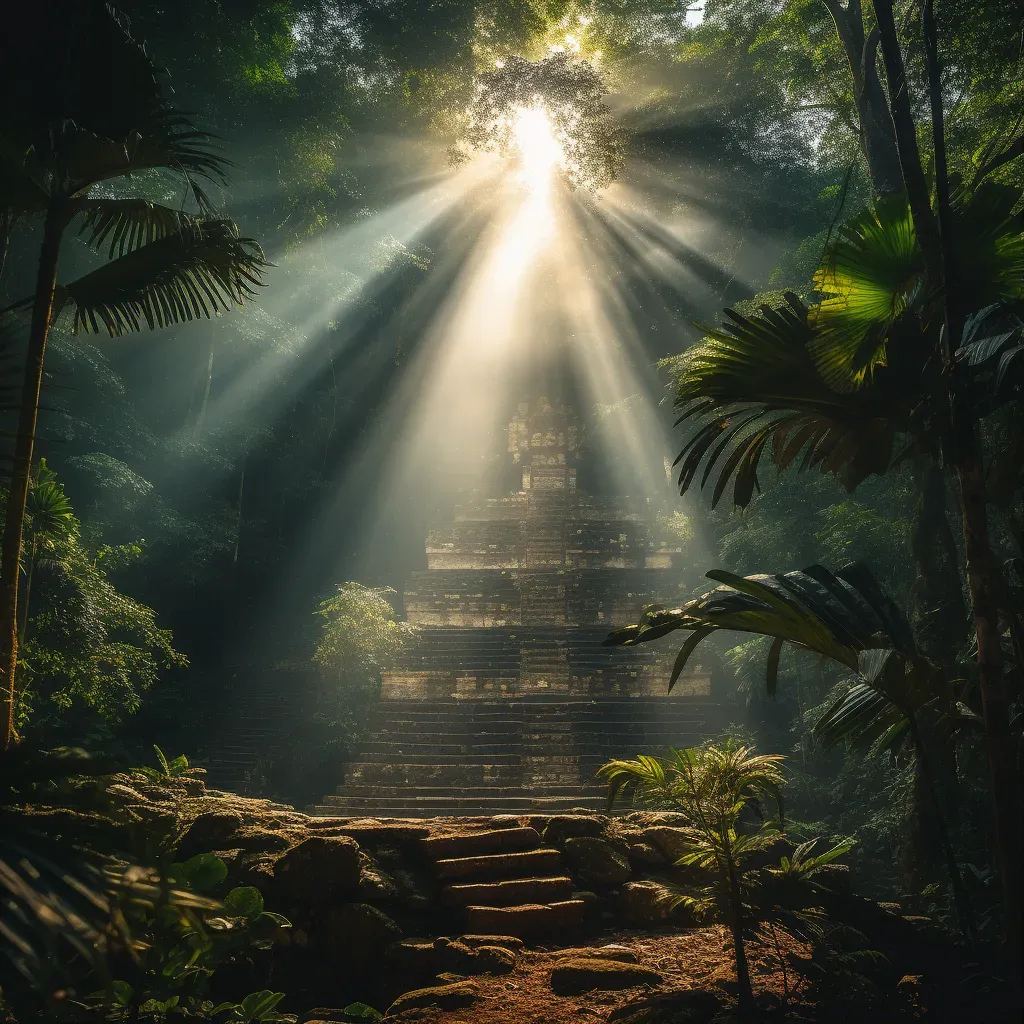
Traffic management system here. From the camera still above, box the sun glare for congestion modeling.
[512,106,563,193]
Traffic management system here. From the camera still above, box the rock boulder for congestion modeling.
[385,981,478,1017]
[273,834,361,901]
[616,882,673,927]
[550,957,662,996]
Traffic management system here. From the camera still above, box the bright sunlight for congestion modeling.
[511,105,563,192]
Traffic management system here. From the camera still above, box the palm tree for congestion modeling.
[599,741,788,1014]
[0,2,268,747]
[664,181,1023,958]
[604,562,980,941]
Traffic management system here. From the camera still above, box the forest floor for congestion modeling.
[382,925,810,1022]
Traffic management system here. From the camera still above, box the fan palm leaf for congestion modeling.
[670,186,1024,511]
[811,197,922,392]
[672,293,902,507]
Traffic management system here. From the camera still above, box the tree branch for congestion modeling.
[973,134,1024,187]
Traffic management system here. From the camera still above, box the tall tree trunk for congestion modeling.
[922,0,1022,963]
[0,210,13,295]
[873,0,940,259]
[820,0,904,196]
[952,428,1021,960]
[909,461,965,810]
[1,203,63,748]
[911,462,968,663]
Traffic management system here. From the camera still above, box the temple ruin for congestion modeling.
[315,398,719,817]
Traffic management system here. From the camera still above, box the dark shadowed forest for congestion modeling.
[1,1,1023,1021]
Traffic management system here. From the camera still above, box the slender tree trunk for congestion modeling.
[0,210,13,294]
[721,826,754,1013]
[907,461,964,860]
[18,532,37,645]
[820,0,904,196]
[873,0,940,259]
[1,202,64,748]
[921,0,1022,963]
[953,424,1021,959]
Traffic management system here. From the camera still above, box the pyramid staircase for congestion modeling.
[312,695,721,817]
[421,825,585,938]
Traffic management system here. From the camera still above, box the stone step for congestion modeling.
[421,827,541,860]
[442,875,575,907]
[317,794,606,811]
[349,753,524,765]
[369,699,719,710]
[344,763,526,785]
[463,900,586,938]
[327,786,603,799]
[309,802,605,817]
[359,739,704,756]
[434,849,562,882]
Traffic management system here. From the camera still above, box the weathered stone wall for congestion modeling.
[403,571,688,628]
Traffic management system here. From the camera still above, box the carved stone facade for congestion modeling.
[382,398,709,700]
[316,399,716,817]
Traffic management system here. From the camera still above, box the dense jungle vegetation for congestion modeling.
[1,0,1023,1021]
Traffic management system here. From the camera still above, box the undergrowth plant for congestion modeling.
[600,740,852,1015]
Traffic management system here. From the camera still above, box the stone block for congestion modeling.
[385,981,478,1017]
[421,827,540,860]
[464,899,585,938]
[433,848,561,882]
[550,957,662,995]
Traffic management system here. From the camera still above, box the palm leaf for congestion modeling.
[605,563,934,748]
[671,293,900,507]
[0,2,229,212]
[75,199,196,260]
[811,198,921,392]
[53,220,268,336]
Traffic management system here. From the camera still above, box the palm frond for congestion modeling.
[0,2,230,212]
[62,118,229,211]
[53,220,268,336]
[75,199,197,260]
[605,563,935,751]
[956,302,1024,405]
[671,293,898,507]
[811,198,922,392]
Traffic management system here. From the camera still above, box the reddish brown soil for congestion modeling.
[385,926,810,1022]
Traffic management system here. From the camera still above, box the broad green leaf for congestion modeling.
[174,853,228,892]
[224,886,264,920]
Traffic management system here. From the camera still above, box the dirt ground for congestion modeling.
[386,926,810,1023]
